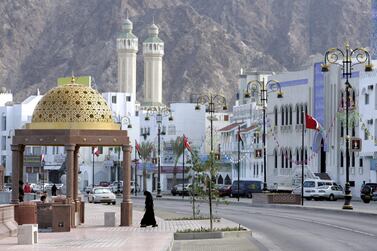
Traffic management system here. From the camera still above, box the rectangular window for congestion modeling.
[135,111,139,117]
[1,155,6,167]
[359,158,363,167]
[126,96,131,102]
[1,115,6,131]
[1,136,5,150]
[111,96,117,104]
[365,94,369,105]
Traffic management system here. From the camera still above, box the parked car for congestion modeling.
[171,184,191,196]
[303,179,339,200]
[231,180,263,198]
[315,185,344,201]
[360,183,377,203]
[110,181,135,193]
[88,187,116,205]
[217,184,232,197]
[99,181,110,187]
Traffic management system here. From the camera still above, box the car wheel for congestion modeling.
[362,198,371,203]
[305,197,312,201]
[314,198,319,201]
[329,194,335,201]
[112,201,116,205]
[107,202,111,205]
[172,193,176,196]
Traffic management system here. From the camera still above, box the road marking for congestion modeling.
[251,232,282,251]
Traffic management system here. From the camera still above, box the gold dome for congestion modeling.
[28,82,119,130]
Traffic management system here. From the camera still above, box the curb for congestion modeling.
[174,230,252,240]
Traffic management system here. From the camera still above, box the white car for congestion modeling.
[88,187,116,205]
[315,185,344,201]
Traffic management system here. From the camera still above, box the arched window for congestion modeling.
[218,175,223,184]
[285,106,289,126]
[296,148,299,163]
[149,44,152,50]
[127,40,131,46]
[256,163,259,175]
[281,107,285,125]
[300,105,304,124]
[285,150,288,168]
[296,104,300,124]
[351,121,355,137]
[340,121,344,137]
[351,152,355,167]
[352,90,356,108]
[154,44,157,50]
[281,149,285,168]
[274,107,278,126]
[274,149,278,168]
[289,149,292,168]
[340,151,344,167]
[289,106,293,125]
[304,104,308,116]
[225,175,231,185]
[341,91,344,108]
[304,148,308,164]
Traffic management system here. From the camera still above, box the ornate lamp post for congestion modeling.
[244,79,283,191]
[116,116,132,194]
[145,106,173,197]
[195,94,227,231]
[322,42,372,210]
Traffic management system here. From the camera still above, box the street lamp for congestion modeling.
[244,79,283,191]
[117,116,132,194]
[195,93,227,231]
[322,41,372,210]
[145,106,173,197]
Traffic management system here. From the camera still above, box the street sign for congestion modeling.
[350,138,362,152]
[255,149,262,158]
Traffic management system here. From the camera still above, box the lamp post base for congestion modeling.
[342,183,353,210]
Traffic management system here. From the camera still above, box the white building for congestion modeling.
[0,89,43,180]
[143,22,164,106]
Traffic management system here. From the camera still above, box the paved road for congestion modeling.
[132,197,377,251]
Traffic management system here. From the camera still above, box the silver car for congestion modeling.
[88,187,116,205]
[315,185,344,201]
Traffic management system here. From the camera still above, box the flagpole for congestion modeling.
[182,135,185,199]
[301,111,305,206]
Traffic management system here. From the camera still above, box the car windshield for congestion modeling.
[94,189,111,194]
[303,181,315,188]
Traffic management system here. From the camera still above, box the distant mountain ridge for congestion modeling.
[0,0,370,105]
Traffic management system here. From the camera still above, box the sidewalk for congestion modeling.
[0,203,245,251]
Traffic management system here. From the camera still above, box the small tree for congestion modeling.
[171,136,184,186]
[138,141,154,191]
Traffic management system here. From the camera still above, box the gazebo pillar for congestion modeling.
[65,144,76,227]
[73,146,80,203]
[19,145,24,183]
[121,145,132,226]
[11,145,20,204]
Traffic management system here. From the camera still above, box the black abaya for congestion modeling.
[140,191,157,227]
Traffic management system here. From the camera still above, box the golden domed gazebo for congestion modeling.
[11,77,133,228]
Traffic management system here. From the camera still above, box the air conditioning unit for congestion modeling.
[368,85,374,90]
[367,119,373,125]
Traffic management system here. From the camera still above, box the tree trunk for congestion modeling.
[143,164,147,191]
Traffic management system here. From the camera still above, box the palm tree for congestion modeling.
[171,136,184,187]
[138,141,154,191]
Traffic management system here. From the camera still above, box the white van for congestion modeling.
[303,179,340,200]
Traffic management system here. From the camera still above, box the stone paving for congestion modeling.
[0,202,245,251]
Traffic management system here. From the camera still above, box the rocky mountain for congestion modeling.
[0,0,371,105]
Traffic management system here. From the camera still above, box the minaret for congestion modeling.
[117,17,138,98]
[143,21,164,105]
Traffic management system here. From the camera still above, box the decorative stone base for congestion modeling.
[253,193,301,205]
[174,230,252,240]
[0,204,18,239]
[17,224,38,245]
[120,201,132,226]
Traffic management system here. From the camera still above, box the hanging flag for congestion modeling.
[236,130,244,148]
[305,114,320,130]
[135,140,141,157]
[183,134,192,152]
[92,146,100,157]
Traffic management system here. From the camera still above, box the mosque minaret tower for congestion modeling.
[143,21,164,105]
[117,17,138,98]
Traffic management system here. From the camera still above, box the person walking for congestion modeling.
[24,182,31,193]
[51,184,57,196]
[18,180,24,202]
[140,191,158,227]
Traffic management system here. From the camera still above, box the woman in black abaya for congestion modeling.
[140,191,158,227]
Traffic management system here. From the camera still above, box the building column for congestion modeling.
[65,144,75,227]
[19,145,24,183]
[11,145,20,204]
[121,144,132,226]
[73,146,80,219]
